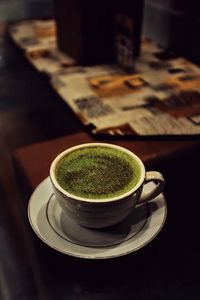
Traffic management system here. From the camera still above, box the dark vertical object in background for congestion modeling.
[114,0,144,71]
[54,0,114,65]
[54,0,144,67]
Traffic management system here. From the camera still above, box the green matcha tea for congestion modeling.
[55,146,141,199]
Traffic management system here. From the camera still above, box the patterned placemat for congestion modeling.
[9,19,200,136]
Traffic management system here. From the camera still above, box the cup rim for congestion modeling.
[50,143,146,203]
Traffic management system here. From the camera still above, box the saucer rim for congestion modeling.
[28,177,167,260]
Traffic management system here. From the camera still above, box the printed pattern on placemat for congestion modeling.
[9,20,200,136]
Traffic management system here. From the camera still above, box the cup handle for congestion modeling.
[137,171,165,204]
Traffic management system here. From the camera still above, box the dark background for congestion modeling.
[0,1,200,299]
[1,0,200,64]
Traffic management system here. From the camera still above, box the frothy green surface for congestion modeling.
[55,146,141,199]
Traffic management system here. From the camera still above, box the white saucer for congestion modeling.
[28,177,167,259]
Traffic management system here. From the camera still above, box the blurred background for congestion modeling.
[1,0,200,64]
[0,1,200,299]
[0,0,53,22]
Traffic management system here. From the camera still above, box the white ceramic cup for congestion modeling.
[50,143,165,229]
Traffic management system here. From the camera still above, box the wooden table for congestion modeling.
[12,132,200,300]
[13,131,199,194]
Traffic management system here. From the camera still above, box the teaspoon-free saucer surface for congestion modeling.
[28,177,167,259]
